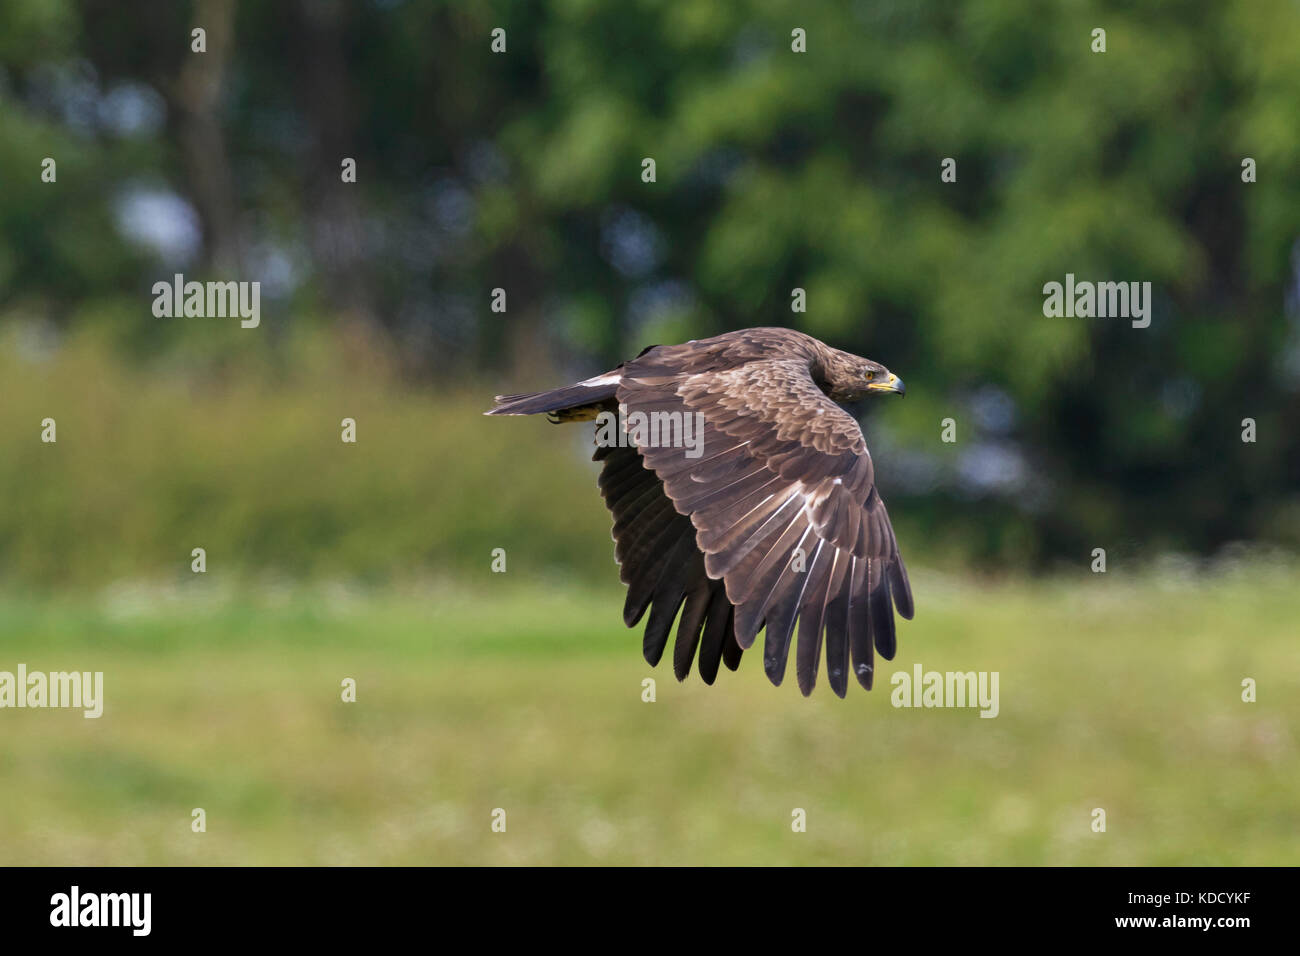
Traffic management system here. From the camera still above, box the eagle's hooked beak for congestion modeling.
[867,372,905,396]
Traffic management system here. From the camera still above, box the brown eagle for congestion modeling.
[486,327,912,697]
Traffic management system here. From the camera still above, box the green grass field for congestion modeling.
[1,565,1296,865]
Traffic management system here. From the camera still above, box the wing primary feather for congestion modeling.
[823,554,854,698]
[888,553,914,620]
[672,576,711,680]
[794,541,832,696]
[758,528,817,686]
[848,556,875,690]
[698,590,734,684]
[870,571,897,660]
[722,614,745,671]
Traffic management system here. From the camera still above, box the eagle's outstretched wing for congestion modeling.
[595,443,745,684]
[611,352,912,697]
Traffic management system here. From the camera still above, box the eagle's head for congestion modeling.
[820,349,906,402]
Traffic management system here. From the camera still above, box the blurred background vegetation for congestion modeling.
[2,0,1298,580]
[0,0,1297,864]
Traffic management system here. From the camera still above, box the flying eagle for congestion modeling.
[486,327,912,697]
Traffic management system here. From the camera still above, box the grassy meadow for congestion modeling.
[0,567,1295,866]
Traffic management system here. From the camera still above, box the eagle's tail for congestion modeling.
[485,373,621,422]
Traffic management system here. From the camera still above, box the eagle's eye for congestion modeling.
[863,370,876,381]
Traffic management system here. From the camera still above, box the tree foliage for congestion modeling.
[2,0,1298,567]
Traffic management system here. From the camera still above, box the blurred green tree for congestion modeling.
[1,0,1298,570]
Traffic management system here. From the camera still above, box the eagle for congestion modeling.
[486,327,912,697]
